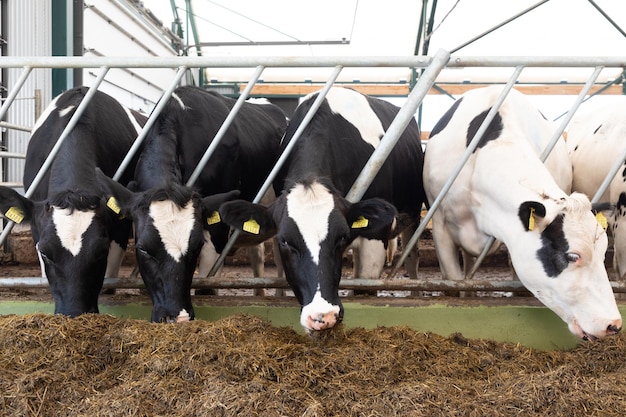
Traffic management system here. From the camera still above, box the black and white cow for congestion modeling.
[97,86,287,323]
[219,87,427,332]
[0,87,146,316]
[567,96,626,279]
[423,86,621,340]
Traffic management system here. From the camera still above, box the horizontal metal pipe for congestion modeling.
[3,276,626,293]
[0,56,624,69]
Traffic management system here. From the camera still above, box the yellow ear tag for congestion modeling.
[243,218,260,235]
[596,212,608,230]
[106,196,121,214]
[351,215,369,229]
[528,207,535,231]
[207,211,221,225]
[5,206,24,224]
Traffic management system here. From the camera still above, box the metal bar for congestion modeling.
[112,66,188,182]
[0,67,110,248]
[587,0,626,39]
[0,66,33,122]
[0,55,624,69]
[0,121,32,133]
[185,65,265,187]
[206,65,345,277]
[0,152,25,159]
[345,49,450,203]
[3,275,626,293]
[539,66,603,162]
[389,66,525,278]
[450,0,551,54]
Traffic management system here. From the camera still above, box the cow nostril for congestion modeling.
[607,324,621,335]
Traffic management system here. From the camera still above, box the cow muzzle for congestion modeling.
[305,311,340,332]
[571,318,622,341]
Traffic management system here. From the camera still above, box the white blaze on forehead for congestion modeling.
[324,88,385,148]
[286,182,335,264]
[149,200,195,262]
[52,207,96,256]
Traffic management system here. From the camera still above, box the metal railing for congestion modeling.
[1,52,626,294]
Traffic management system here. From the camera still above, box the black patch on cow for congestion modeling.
[617,193,626,219]
[622,163,626,180]
[466,108,504,150]
[537,214,570,278]
[593,124,602,135]
[429,97,463,138]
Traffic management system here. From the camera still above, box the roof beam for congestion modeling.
[237,83,624,97]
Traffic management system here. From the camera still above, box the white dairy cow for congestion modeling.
[567,96,626,279]
[423,86,621,340]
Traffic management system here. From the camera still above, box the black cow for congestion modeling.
[0,87,147,316]
[97,86,287,323]
[219,87,427,332]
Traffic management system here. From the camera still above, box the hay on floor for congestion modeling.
[1,313,625,417]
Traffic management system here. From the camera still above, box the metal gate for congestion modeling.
[1,51,626,294]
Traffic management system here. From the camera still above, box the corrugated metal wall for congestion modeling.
[1,0,180,186]
[5,0,52,187]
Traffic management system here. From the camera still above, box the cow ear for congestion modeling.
[518,201,547,232]
[347,198,398,241]
[0,186,34,224]
[200,190,241,229]
[219,199,277,243]
[95,168,135,218]
[591,201,613,231]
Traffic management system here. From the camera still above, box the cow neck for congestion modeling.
[48,136,99,194]
[284,135,335,188]
[134,130,183,191]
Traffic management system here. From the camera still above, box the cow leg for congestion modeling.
[105,241,125,278]
[272,237,286,297]
[431,213,464,281]
[350,237,385,296]
[386,237,398,266]
[196,231,221,295]
[247,243,264,296]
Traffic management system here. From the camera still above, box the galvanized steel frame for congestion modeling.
[1,51,626,294]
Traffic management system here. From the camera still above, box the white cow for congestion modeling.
[567,96,626,279]
[423,86,621,340]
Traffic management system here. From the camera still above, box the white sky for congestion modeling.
[149,0,626,56]
[145,0,626,129]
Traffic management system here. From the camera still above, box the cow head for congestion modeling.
[515,192,621,340]
[96,169,240,323]
[0,186,124,316]
[220,179,398,332]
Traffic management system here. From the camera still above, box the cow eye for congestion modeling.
[566,252,581,263]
